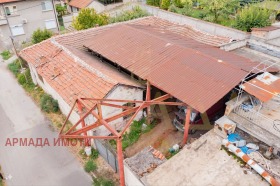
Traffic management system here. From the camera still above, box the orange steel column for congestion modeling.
[146,81,151,124]
[77,100,89,145]
[117,137,125,186]
[181,106,192,146]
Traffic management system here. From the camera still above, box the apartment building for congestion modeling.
[0,0,58,50]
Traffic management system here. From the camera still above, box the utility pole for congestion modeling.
[52,0,60,34]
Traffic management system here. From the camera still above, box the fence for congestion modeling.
[94,138,118,172]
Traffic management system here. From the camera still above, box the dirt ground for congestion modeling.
[125,105,209,158]
[125,105,183,157]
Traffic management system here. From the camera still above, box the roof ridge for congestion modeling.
[50,38,118,85]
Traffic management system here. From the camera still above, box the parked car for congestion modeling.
[173,97,227,134]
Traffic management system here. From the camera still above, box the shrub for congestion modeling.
[40,93,59,113]
[90,148,99,160]
[93,177,114,186]
[147,0,160,6]
[17,73,26,85]
[161,0,171,10]
[72,8,108,30]
[173,0,192,8]
[0,50,11,60]
[8,59,21,76]
[109,6,149,23]
[32,29,53,44]
[84,160,97,173]
[234,5,272,32]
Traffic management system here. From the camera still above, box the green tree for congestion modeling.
[56,5,67,16]
[234,5,272,32]
[161,0,171,10]
[147,0,160,7]
[31,29,53,44]
[72,8,108,30]
[173,0,192,8]
[199,0,239,23]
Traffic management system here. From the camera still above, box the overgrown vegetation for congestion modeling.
[8,59,21,75]
[1,50,11,60]
[109,6,149,23]
[149,0,276,31]
[32,28,53,44]
[40,93,59,113]
[0,165,3,186]
[234,5,272,32]
[84,160,97,173]
[221,145,246,166]
[56,4,67,16]
[72,8,108,30]
[109,118,157,150]
[93,177,114,186]
[79,148,99,160]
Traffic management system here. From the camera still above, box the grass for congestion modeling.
[93,177,114,186]
[1,50,11,60]
[84,160,97,173]
[108,118,157,150]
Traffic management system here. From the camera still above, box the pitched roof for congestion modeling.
[69,0,92,8]
[21,16,273,112]
[0,0,21,3]
[20,39,141,107]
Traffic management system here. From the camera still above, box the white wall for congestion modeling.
[28,63,144,136]
[85,85,144,136]
[124,162,144,186]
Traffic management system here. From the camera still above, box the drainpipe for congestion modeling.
[51,0,60,33]
[222,139,280,186]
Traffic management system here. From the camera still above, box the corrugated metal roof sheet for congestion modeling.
[83,24,265,112]
[241,72,280,102]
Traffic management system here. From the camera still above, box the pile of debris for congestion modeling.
[125,147,166,178]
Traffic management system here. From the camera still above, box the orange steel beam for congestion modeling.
[116,137,125,186]
[181,107,192,146]
[60,93,190,186]
[120,103,146,136]
[60,134,118,140]
[77,100,87,137]
[100,102,132,110]
[59,100,77,135]
[146,81,151,124]
[65,102,97,135]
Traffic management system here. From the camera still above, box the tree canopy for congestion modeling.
[72,8,109,30]
[31,29,53,44]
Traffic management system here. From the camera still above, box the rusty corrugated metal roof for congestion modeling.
[83,24,259,112]
[241,72,280,102]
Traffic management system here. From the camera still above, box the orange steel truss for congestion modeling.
[59,83,191,186]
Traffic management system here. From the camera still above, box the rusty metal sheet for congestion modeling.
[83,24,255,112]
[241,72,280,102]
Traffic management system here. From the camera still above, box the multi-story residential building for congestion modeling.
[0,0,58,50]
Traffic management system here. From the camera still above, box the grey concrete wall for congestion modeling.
[0,0,58,50]
[220,39,248,51]
[248,39,280,58]
[131,4,250,40]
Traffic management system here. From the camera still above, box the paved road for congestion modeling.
[0,59,92,186]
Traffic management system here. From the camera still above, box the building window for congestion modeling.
[4,5,17,16]
[11,25,24,36]
[45,19,56,29]
[41,1,53,11]
[71,6,78,13]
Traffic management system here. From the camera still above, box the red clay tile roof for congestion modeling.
[69,0,92,8]
[20,40,141,107]
[0,0,21,3]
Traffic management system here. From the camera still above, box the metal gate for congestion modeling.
[94,139,118,172]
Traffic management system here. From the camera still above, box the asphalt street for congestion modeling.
[0,58,92,186]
